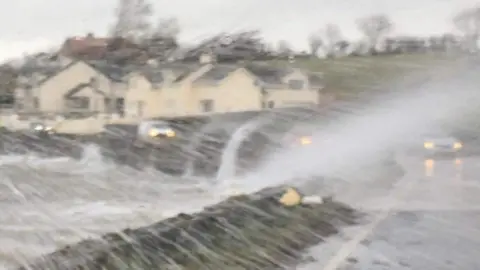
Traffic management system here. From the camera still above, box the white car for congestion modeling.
[136,120,178,146]
[30,122,55,135]
[423,134,463,157]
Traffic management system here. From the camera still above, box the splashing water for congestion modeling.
[286,62,480,269]
[182,121,223,177]
[239,65,480,194]
[215,115,266,181]
[2,60,480,268]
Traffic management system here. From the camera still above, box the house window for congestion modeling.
[33,97,39,109]
[288,79,305,90]
[104,98,111,109]
[200,99,214,112]
[115,98,125,117]
[69,97,90,109]
[267,101,275,108]
[104,97,117,113]
[137,101,145,117]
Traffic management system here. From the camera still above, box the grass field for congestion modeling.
[269,52,480,136]
[271,53,469,98]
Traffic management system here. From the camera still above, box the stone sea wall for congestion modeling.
[15,186,362,270]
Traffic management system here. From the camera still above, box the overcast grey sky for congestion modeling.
[0,0,478,61]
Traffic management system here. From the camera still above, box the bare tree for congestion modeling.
[110,0,153,41]
[453,6,480,51]
[309,23,343,57]
[356,14,393,51]
[144,17,181,61]
[322,23,343,56]
[308,32,323,56]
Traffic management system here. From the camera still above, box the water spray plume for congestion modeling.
[239,60,480,193]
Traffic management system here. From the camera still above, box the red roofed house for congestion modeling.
[59,33,110,60]
[59,33,142,63]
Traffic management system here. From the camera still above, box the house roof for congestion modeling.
[32,61,79,87]
[189,63,323,88]
[244,63,293,85]
[64,82,106,98]
[193,64,238,84]
[60,35,110,58]
[86,61,129,82]
[134,63,197,84]
[163,63,200,82]
[20,60,129,89]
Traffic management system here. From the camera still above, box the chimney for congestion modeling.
[86,32,94,39]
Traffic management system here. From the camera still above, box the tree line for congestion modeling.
[305,6,480,57]
[108,1,480,58]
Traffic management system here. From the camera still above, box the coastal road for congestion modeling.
[300,155,480,270]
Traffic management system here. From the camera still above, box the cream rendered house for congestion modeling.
[189,65,263,115]
[266,70,323,108]
[186,63,324,115]
[124,70,162,119]
[244,64,323,109]
[124,55,324,119]
[16,60,127,115]
[124,63,203,119]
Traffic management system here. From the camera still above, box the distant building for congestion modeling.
[14,60,129,116]
[59,33,110,60]
[124,55,324,119]
[13,52,325,126]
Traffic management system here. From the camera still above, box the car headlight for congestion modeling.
[148,128,160,137]
[424,142,434,149]
[148,128,176,138]
[299,136,312,145]
[165,129,176,138]
[453,142,462,149]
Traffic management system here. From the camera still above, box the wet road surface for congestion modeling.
[300,155,480,270]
